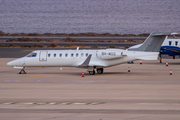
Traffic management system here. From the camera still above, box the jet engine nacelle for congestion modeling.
[96,50,123,60]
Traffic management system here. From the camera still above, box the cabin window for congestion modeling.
[175,41,178,46]
[169,41,172,46]
[81,53,84,57]
[71,53,74,57]
[48,54,51,57]
[86,53,88,57]
[54,54,56,57]
[59,53,62,57]
[65,53,68,57]
[27,53,37,57]
[76,53,78,57]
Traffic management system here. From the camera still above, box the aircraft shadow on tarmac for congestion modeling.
[20,71,148,76]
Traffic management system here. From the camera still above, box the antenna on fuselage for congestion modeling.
[76,47,79,50]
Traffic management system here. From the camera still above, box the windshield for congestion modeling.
[26,52,37,57]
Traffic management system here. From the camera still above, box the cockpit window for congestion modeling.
[27,53,37,57]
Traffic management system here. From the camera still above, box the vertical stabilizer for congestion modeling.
[128,32,171,52]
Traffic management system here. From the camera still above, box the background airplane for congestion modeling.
[129,33,180,62]
[7,32,171,75]
[160,33,180,60]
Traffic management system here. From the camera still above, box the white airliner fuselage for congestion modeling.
[7,49,158,67]
[7,32,171,75]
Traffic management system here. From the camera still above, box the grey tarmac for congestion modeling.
[1,58,180,120]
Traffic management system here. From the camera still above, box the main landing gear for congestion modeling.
[88,68,104,75]
[19,68,26,74]
[89,70,95,75]
[97,68,103,74]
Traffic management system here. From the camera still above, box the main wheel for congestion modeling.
[89,70,95,75]
[97,68,103,74]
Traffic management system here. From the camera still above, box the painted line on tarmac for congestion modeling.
[3,102,17,105]
[72,102,87,105]
[1,102,105,105]
[31,76,43,77]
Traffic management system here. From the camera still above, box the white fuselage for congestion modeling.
[7,49,159,68]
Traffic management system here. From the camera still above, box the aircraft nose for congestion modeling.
[7,61,13,66]
[7,58,25,66]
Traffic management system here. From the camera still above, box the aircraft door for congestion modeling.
[39,51,47,61]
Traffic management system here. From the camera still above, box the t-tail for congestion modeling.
[128,32,171,52]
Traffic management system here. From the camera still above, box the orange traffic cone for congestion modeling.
[140,60,142,64]
[166,61,168,66]
[82,72,84,77]
[170,70,172,75]
[128,67,130,72]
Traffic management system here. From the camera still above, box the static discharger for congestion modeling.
[170,69,172,75]
[166,61,168,66]
[128,67,130,72]
[82,72,84,77]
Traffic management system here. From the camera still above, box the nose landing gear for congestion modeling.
[19,68,26,74]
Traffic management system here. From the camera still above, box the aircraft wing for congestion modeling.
[78,54,107,68]
[79,54,92,67]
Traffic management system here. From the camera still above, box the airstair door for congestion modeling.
[39,51,47,61]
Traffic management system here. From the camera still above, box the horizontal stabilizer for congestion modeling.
[151,32,171,36]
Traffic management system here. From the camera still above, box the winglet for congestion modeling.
[79,54,92,67]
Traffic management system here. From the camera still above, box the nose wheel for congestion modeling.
[19,68,26,74]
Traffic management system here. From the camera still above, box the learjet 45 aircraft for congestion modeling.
[7,32,171,75]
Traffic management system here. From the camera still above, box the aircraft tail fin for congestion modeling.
[128,32,171,52]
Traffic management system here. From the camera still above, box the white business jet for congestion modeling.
[7,32,170,75]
